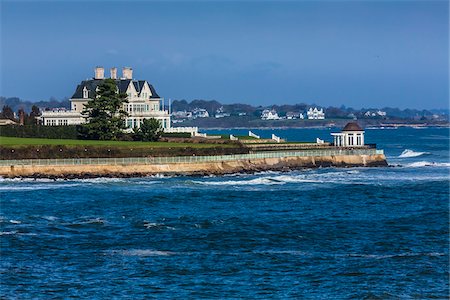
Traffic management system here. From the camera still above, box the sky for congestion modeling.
[0,0,448,109]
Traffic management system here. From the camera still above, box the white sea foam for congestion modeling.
[404,161,450,168]
[195,175,322,186]
[399,149,429,158]
[0,183,81,191]
[82,218,106,224]
[0,231,18,235]
[9,219,21,224]
[41,216,58,221]
[345,252,445,259]
[143,221,175,230]
[74,177,126,184]
[110,249,176,256]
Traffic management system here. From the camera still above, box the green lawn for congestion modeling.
[0,136,231,148]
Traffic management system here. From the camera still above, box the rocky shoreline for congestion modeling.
[0,154,388,179]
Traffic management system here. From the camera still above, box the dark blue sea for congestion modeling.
[1,127,449,299]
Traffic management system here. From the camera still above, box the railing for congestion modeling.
[0,148,381,167]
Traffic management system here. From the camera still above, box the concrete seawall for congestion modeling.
[0,154,387,178]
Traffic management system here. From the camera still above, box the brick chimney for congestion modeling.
[110,67,117,79]
[122,67,133,79]
[94,66,104,79]
[19,109,25,125]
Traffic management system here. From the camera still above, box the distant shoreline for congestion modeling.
[193,123,450,130]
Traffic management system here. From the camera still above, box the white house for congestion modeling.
[307,107,325,119]
[192,108,209,119]
[261,109,280,120]
[364,110,387,117]
[331,122,365,147]
[39,66,171,129]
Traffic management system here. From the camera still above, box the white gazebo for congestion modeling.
[331,122,365,147]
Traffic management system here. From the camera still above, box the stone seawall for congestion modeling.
[0,154,387,178]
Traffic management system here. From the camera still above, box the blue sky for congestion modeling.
[1,0,448,109]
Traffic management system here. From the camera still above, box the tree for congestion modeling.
[22,105,41,125]
[81,79,128,140]
[1,105,15,120]
[133,118,162,142]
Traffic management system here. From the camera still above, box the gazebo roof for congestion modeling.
[342,122,363,131]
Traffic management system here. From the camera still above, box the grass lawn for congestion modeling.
[0,136,232,148]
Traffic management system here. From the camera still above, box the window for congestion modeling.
[127,119,133,128]
[348,134,354,146]
[83,87,88,98]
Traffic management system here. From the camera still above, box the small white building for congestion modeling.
[261,109,280,120]
[331,122,365,147]
[192,108,209,119]
[286,112,304,120]
[307,107,325,119]
[215,107,230,118]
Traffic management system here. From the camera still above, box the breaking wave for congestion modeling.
[404,161,450,168]
[399,149,429,158]
[194,175,323,186]
[108,249,176,257]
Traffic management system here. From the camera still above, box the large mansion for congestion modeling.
[39,67,171,130]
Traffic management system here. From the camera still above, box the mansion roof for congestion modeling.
[71,79,160,99]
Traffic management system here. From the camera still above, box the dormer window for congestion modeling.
[83,87,89,98]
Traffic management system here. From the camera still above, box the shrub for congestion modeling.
[0,125,80,139]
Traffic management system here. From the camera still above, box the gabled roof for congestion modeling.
[342,122,363,131]
[71,79,160,99]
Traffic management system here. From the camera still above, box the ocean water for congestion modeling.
[1,127,449,299]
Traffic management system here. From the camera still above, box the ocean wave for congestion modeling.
[404,161,450,168]
[143,221,175,230]
[345,252,445,259]
[194,175,323,186]
[108,249,176,257]
[0,231,18,236]
[63,217,106,226]
[398,149,430,158]
[0,183,81,191]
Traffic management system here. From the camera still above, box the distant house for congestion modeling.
[307,107,325,120]
[364,110,386,117]
[286,112,304,120]
[215,107,230,118]
[261,109,280,120]
[0,119,18,126]
[192,108,209,119]
[171,110,193,119]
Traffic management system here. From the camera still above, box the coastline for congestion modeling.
[0,152,388,179]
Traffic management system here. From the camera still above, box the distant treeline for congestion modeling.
[0,97,70,114]
[1,96,448,120]
[169,99,448,120]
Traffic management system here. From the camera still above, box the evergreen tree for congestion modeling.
[1,105,15,120]
[133,118,162,141]
[81,79,128,140]
[29,105,41,124]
